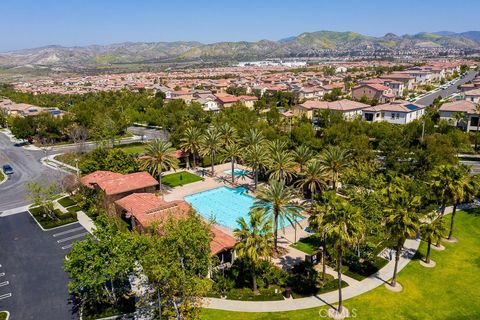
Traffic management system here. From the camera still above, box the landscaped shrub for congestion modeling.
[287,261,318,295]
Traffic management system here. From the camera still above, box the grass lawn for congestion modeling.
[58,196,76,208]
[290,235,321,255]
[201,210,480,320]
[0,311,7,320]
[115,142,147,155]
[29,206,78,229]
[162,171,203,187]
[207,286,285,302]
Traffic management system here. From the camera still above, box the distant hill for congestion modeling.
[1,30,479,71]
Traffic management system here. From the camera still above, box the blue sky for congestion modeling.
[1,0,479,52]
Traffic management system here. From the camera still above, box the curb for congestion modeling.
[26,206,79,232]
[0,311,10,320]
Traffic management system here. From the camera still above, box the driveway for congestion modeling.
[416,70,478,106]
[0,133,62,211]
[0,212,86,319]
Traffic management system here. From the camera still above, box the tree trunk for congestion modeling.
[391,239,402,287]
[211,152,215,174]
[476,120,479,150]
[426,239,431,264]
[192,152,197,170]
[254,169,258,189]
[322,242,327,285]
[337,246,343,313]
[159,172,164,200]
[448,203,457,240]
[231,156,235,184]
[274,213,279,251]
[252,265,258,293]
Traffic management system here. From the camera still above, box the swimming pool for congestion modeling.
[223,168,249,176]
[185,186,254,229]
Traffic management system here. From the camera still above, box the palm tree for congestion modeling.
[293,145,313,173]
[430,164,471,240]
[295,159,329,199]
[217,123,238,147]
[139,139,179,199]
[267,139,289,154]
[234,210,274,293]
[318,146,350,191]
[383,177,421,288]
[420,212,447,264]
[179,127,202,169]
[267,150,297,182]
[200,126,223,174]
[474,103,480,150]
[252,180,303,251]
[242,128,265,148]
[322,194,364,315]
[244,143,268,189]
[221,143,243,184]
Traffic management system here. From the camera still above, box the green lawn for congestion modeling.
[290,235,321,255]
[29,206,78,229]
[201,210,480,320]
[0,311,7,320]
[162,171,203,187]
[58,196,76,208]
[115,142,147,155]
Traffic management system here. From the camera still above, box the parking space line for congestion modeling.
[0,281,9,287]
[52,226,84,237]
[0,293,12,300]
[61,239,86,250]
[57,233,85,243]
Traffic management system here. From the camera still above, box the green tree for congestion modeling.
[200,126,223,174]
[217,123,238,147]
[140,212,212,319]
[383,177,421,288]
[318,145,350,191]
[105,149,138,174]
[139,139,179,198]
[323,194,364,315]
[252,180,303,251]
[292,145,313,173]
[243,143,268,189]
[179,127,203,169]
[221,143,243,184]
[474,103,480,150]
[26,181,60,220]
[234,210,274,292]
[420,212,447,264]
[295,159,329,198]
[10,116,36,140]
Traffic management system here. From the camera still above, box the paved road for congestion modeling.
[416,70,477,106]
[0,133,62,211]
[0,212,86,319]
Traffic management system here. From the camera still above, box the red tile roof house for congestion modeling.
[214,94,258,110]
[292,99,370,120]
[114,192,237,266]
[439,100,480,132]
[351,83,395,104]
[362,100,425,125]
[80,170,158,211]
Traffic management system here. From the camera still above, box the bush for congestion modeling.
[287,261,318,295]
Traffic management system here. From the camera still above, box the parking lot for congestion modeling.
[0,212,87,319]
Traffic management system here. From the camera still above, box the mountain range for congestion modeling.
[1,30,480,71]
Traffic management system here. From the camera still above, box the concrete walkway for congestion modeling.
[203,237,420,312]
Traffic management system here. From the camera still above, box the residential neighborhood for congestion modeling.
[1,2,480,320]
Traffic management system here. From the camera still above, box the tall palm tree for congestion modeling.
[242,128,265,149]
[221,143,243,184]
[474,103,480,150]
[295,159,329,199]
[179,127,202,169]
[139,139,179,199]
[383,177,421,288]
[217,123,238,147]
[267,139,289,154]
[318,146,350,191]
[293,145,313,173]
[252,180,303,251]
[267,150,297,182]
[420,212,447,264]
[234,210,274,293]
[200,126,223,174]
[323,194,364,315]
[430,164,471,240]
[244,143,268,189]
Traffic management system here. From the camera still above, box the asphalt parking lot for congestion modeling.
[0,212,87,319]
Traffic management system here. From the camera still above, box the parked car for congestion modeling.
[2,164,13,175]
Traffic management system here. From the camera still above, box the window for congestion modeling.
[381,112,385,118]
[391,113,395,119]
[471,116,479,127]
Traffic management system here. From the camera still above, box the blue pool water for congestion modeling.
[185,187,254,229]
[223,168,249,176]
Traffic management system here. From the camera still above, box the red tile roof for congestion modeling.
[439,100,477,114]
[115,193,190,228]
[81,170,158,196]
[299,99,369,111]
[210,226,237,255]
